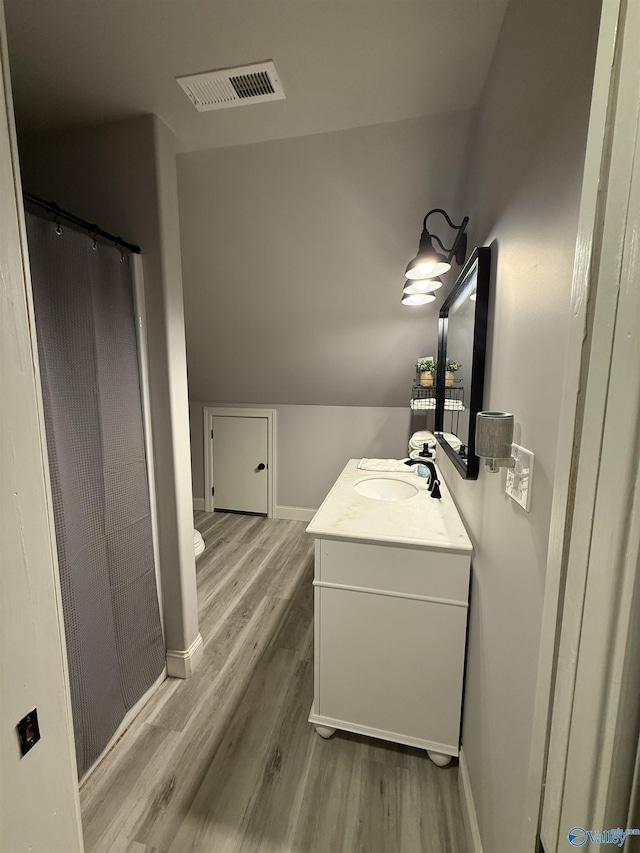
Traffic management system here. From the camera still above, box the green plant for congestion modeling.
[416,358,436,373]
[446,359,461,372]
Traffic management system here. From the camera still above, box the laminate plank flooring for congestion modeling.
[80,511,468,853]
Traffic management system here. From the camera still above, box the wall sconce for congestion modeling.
[475,412,515,473]
[401,275,442,305]
[403,276,443,295]
[401,292,436,306]
[405,208,469,280]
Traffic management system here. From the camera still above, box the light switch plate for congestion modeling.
[505,443,534,511]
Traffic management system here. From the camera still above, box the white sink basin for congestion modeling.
[354,477,419,501]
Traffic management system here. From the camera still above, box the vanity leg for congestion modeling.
[427,750,453,767]
[314,724,336,739]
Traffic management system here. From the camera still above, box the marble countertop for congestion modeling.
[306,460,472,553]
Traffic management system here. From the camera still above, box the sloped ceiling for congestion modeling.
[4,0,507,152]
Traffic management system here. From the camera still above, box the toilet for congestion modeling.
[194,528,205,559]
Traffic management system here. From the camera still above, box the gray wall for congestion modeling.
[180,113,471,504]
[178,113,471,407]
[18,115,200,656]
[436,2,601,851]
[191,401,411,509]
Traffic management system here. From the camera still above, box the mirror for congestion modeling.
[435,246,491,479]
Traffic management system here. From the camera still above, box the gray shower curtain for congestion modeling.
[26,212,165,776]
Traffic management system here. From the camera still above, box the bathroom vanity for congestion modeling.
[306,460,472,765]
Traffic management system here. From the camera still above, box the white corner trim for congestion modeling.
[275,505,317,522]
[458,747,484,853]
[193,498,205,511]
[166,633,204,679]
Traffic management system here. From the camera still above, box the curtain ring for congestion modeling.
[54,215,62,236]
[89,225,99,250]
[115,238,125,262]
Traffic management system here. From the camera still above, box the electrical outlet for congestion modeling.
[17,708,40,756]
[505,443,534,511]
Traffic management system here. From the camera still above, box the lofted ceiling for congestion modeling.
[4,0,508,153]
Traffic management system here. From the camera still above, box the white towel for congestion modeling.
[411,398,464,411]
[442,432,462,451]
[409,430,436,449]
[409,432,463,455]
[357,458,412,472]
[409,448,433,460]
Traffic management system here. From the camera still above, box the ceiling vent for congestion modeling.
[176,61,285,112]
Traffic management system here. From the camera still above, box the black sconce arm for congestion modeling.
[431,234,449,253]
[423,208,466,231]
[423,209,469,267]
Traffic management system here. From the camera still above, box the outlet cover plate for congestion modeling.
[505,443,534,511]
[17,708,40,756]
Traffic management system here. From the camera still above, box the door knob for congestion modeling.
[257,463,266,471]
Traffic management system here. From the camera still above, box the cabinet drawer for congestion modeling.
[317,538,469,602]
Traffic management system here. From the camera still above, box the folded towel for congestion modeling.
[409,432,463,455]
[409,447,433,460]
[358,458,413,472]
[411,398,464,411]
[442,432,463,451]
[409,430,436,449]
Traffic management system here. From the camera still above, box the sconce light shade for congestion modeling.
[475,412,514,473]
[405,230,451,279]
[403,208,469,287]
[400,209,469,307]
[401,292,436,306]
[403,277,443,296]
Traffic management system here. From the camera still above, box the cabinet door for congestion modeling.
[317,587,467,750]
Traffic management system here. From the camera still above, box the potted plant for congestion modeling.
[445,359,461,387]
[416,357,436,387]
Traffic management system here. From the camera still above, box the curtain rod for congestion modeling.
[23,192,141,254]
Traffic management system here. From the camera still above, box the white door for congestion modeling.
[212,416,268,514]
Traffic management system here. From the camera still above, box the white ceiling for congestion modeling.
[4,1,508,152]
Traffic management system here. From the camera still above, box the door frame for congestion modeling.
[521,0,640,848]
[0,3,84,848]
[203,406,277,517]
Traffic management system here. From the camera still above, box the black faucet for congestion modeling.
[404,459,442,499]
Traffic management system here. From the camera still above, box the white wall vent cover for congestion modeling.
[176,61,285,112]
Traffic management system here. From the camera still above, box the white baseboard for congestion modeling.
[195,501,314,521]
[166,633,204,678]
[458,747,484,853]
[275,505,316,522]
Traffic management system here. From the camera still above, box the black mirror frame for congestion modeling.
[435,246,491,479]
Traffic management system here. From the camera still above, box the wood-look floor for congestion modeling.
[80,512,468,853]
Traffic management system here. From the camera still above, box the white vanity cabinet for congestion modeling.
[309,537,470,759]
[306,460,473,763]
